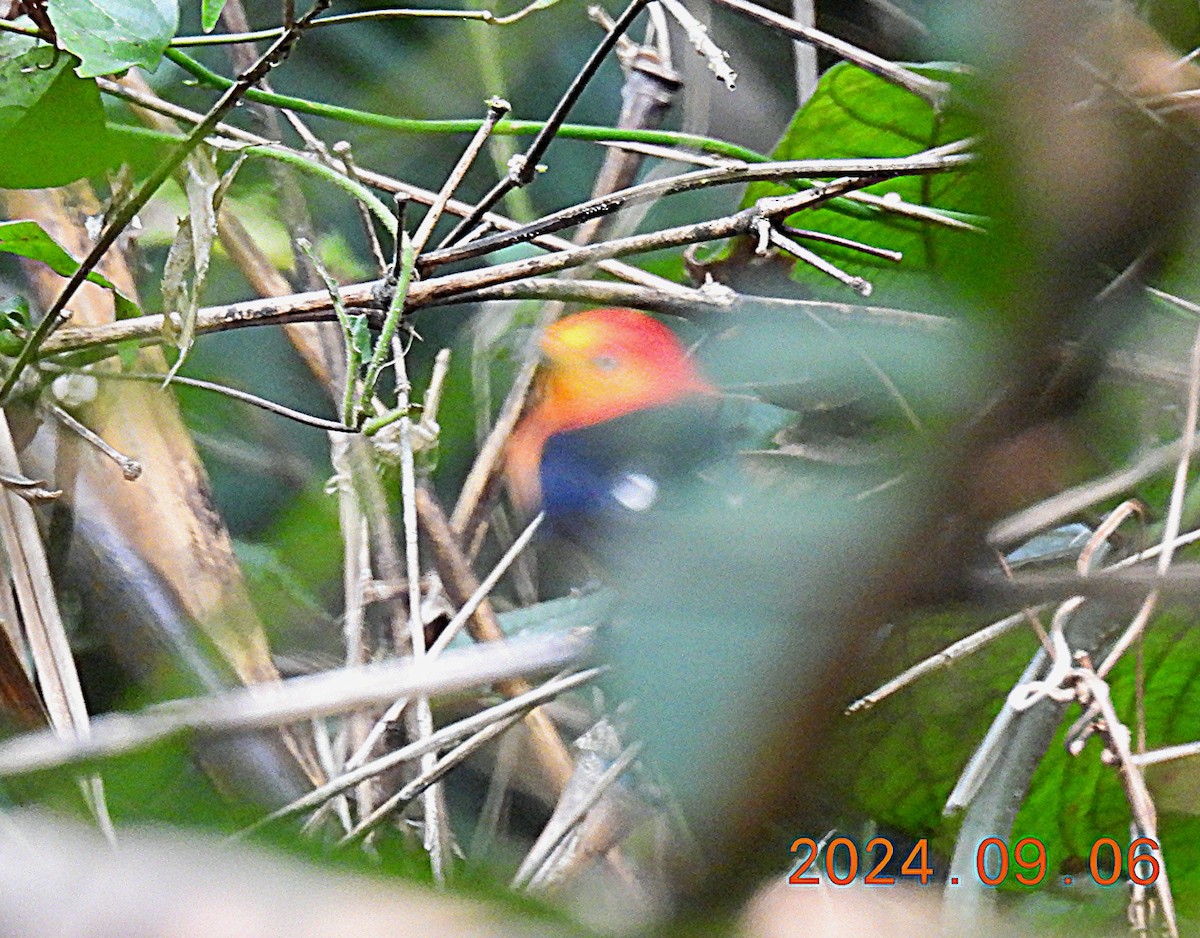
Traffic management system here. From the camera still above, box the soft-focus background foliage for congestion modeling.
[7,1,1200,936]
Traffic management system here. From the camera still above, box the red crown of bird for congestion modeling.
[505,308,714,512]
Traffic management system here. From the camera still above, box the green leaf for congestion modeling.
[201,0,228,33]
[47,0,179,78]
[828,606,1200,921]
[0,221,113,286]
[348,315,372,362]
[0,296,30,356]
[0,34,114,187]
[0,220,141,317]
[742,63,984,304]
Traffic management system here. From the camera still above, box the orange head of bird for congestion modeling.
[505,308,714,512]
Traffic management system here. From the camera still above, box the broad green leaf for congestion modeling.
[829,606,1200,921]
[0,221,141,317]
[47,0,179,78]
[0,34,114,187]
[741,63,984,305]
[0,221,116,286]
[201,0,228,33]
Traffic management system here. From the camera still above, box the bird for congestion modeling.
[504,307,721,536]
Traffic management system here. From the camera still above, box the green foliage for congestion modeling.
[742,63,984,304]
[0,296,29,356]
[0,34,116,188]
[826,605,1200,922]
[200,0,228,35]
[47,0,178,78]
[0,220,139,317]
[824,611,1033,850]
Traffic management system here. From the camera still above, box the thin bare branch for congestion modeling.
[43,404,143,481]
[512,742,643,889]
[416,484,577,793]
[0,630,595,778]
[656,0,737,89]
[236,667,601,837]
[421,147,973,271]
[333,141,389,274]
[845,606,1048,714]
[48,367,352,433]
[343,511,544,772]
[764,224,872,295]
[99,75,702,298]
[412,98,511,257]
[339,711,526,846]
[709,0,952,107]
[441,0,654,245]
[1096,315,1200,678]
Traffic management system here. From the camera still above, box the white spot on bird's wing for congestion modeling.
[612,473,658,512]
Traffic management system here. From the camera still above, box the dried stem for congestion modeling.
[43,404,142,481]
[342,511,543,772]
[0,411,115,841]
[0,630,594,778]
[1096,314,1200,678]
[421,147,972,271]
[412,98,511,258]
[415,483,577,794]
[236,668,600,837]
[391,305,450,878]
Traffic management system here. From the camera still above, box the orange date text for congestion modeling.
[786,836,1162,888]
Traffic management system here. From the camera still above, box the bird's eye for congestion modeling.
[591,354,621,372]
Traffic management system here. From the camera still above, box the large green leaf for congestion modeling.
[0,221,140,318]
[47,0,179,78]
[0,34,114,188]
[829,605,1200,923]
[1013,609,1200,918]
[741,63,984,305]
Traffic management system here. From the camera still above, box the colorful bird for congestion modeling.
[505,308,718,530]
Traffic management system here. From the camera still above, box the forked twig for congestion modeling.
[440,0,653,246]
